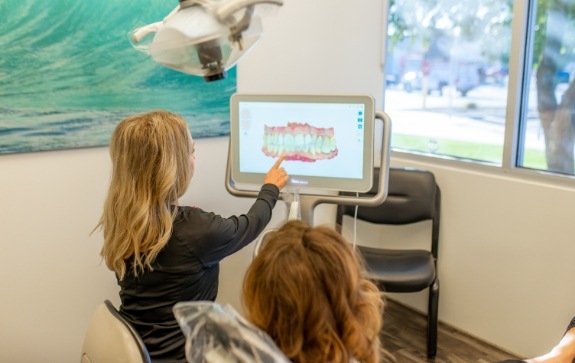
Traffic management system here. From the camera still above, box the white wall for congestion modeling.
[1,0,573,361]
[0,147,116,362]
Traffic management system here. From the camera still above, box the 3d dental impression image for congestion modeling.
[262,122,338,162]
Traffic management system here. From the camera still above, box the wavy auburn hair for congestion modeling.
[96,110,192,280]
[242,220,386,363]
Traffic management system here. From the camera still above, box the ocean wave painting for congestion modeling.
[0,0,236,155]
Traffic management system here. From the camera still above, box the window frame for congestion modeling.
[382,0,575,189]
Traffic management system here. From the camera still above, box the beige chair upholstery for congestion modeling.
[81,300,151,363]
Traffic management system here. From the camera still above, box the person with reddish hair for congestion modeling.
[242,219,393,363]
[242,219,575,363]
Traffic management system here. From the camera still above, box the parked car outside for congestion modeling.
[401,71,448,95]
[401,61,480,97]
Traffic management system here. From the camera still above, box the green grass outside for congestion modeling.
[392,134,547,169]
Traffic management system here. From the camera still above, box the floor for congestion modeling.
[381,298,525,363]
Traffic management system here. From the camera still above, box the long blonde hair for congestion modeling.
[242,220,386,363]
[96,110,192,280]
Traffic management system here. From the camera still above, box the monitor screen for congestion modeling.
[229,93,375,193]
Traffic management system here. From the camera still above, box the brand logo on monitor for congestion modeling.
[291,178,309,185]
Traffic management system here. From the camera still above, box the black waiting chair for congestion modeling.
[336,167,441,359]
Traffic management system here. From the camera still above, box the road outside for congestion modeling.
[383,82,546,153]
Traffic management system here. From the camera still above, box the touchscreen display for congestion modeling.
[230,94,374,193]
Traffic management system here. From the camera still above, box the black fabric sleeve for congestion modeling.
[192,183,280,266]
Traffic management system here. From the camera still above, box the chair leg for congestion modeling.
[427,279,440,359]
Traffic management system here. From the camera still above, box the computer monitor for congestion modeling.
[229,93,375,194]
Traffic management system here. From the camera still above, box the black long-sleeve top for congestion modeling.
[118,184,280,362]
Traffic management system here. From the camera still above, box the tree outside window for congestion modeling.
[384,0,575,177]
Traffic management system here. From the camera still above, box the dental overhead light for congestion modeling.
[130,0,283,82]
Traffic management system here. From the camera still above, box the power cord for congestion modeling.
[352,192,359,250]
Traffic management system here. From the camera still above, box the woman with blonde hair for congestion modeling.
[242,219,389,363]
[95,110,288,362]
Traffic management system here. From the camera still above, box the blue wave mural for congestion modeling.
[0,0,236,154]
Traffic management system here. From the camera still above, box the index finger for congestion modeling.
[271,154,286,169]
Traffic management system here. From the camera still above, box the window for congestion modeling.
[383,0,575,178]
[519,0,575,175]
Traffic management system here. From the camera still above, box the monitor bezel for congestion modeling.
[229,93,375,193]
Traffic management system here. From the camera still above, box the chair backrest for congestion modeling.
[337,167,441,256]
[81,300,151,363]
